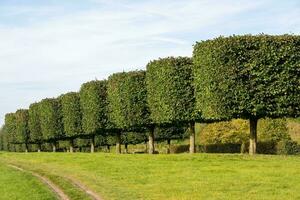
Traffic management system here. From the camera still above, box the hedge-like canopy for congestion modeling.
[146,57,194,124]
[15,109,30,144]
[60,92,82,137]
[154,126,187,142]
[121,132,148,145]
[4,113,17,144]
[80,80,108,134]
[193,35,300,120]
[107,71,150,130]
[28,102,42,143]
[39,98,64,141]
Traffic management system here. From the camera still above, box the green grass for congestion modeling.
[0,160,57,200]
[0,152,300,200]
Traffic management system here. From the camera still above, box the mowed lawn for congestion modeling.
[0,161,57,200]
[0,152,300,200]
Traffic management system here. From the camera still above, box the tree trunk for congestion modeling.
[52,143,56,152]
[116,132,121,154]
[125,143,128,154]
[167,139,171,154]
[25,143,28,153]
[249,118,258,155]
[189,122,196,153]
[70,139,74,153]
[107,145,110,152]
[37,143,41,152]
[91,136,95,153]
[148,128,155,154]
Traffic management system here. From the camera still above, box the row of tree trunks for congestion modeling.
[29,123,199,154]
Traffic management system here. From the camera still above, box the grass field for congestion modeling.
[0,161,57,200]
[0,152,300,200]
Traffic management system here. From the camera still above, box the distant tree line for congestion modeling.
[0,34,299,155]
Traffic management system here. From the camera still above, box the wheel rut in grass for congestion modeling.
[8,164,70,200]
[65,177,103,200]
[8,164,103,200]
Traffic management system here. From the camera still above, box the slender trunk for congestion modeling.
[148,127,155,154]
[189,122,196,153]
[91,136,95,153]
[25,143,28,153]
[52,142,56,152]
[167,139,171,154]
[107,145,110,152]
[37,143,41,153]
[116,132,121,154]
[249,118,258,155]
[125,143,128,154]
[70,139,74,153]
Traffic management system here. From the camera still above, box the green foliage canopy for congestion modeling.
[121,132,148,145]
[28,103,42,143]
[60,92,82,137]
[107,71,150,130]
[154,126,187,141]
[193,35,300,120]
[146,57,194,124]
[39,98,64,141]
[4,113,17,144]
[80,80,108,134]
[15,109,30,144]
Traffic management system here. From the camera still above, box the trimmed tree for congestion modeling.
[4,113,17,151]
[107,71,150,154]
[193,34,300,155]
[60,92,82,153]
[80,80,108,153]
[39,98,64,152]
[28,103,43,152]
[15,109,30,152]
[146,57,196,153]
[0,125,10,151]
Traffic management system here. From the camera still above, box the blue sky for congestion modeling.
[0,0,300,125]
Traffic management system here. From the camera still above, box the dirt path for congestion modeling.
[8,164,103,200]
[8,164,70,200]
[66,177,103,200]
